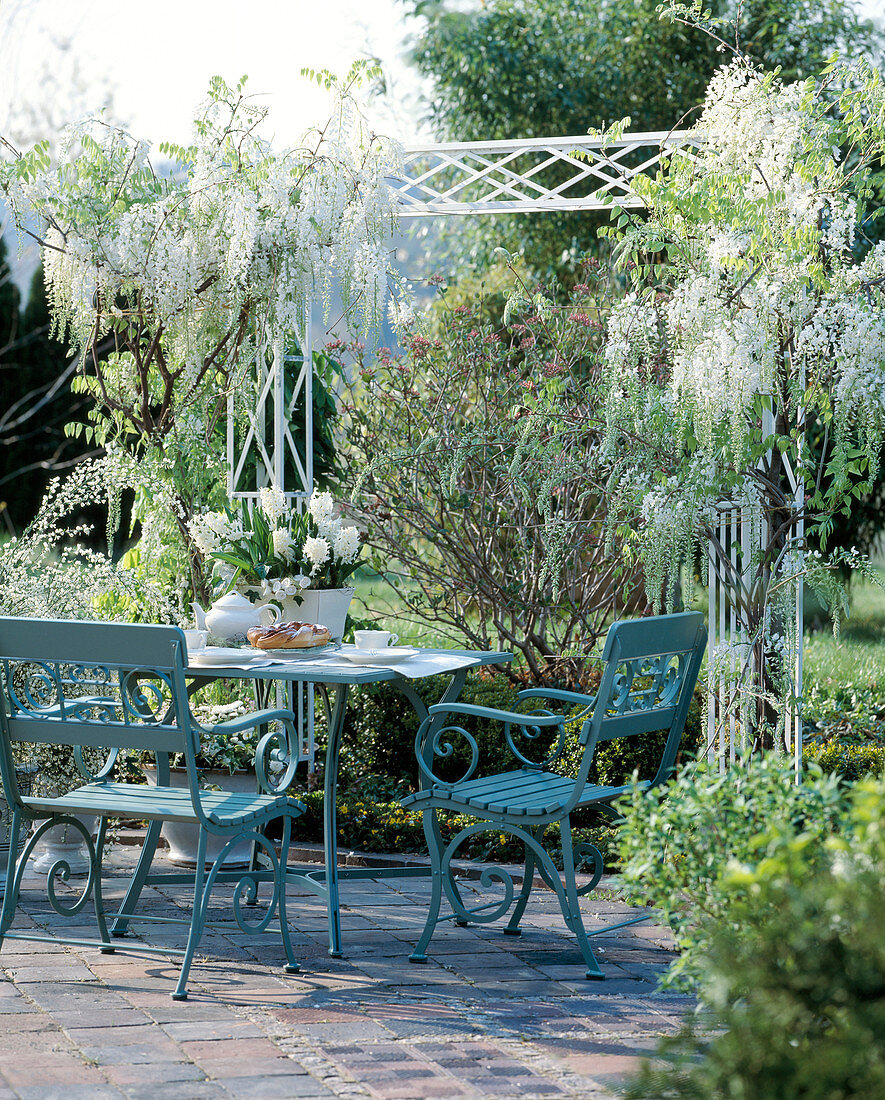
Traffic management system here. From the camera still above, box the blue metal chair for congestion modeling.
[0,617,305,999]
[402,612,706,978]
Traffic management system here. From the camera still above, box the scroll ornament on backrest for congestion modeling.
[607,652,687,716]
[4,661,61,714]
[120,668,175,724]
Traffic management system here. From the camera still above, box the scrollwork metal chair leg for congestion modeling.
[276,815,300,974]
[173,827,210,1001]
[410,809,445,963]
[91,816,115,953]
[559,818,604,980]
[0,811,23,946]
[504,824,545,936]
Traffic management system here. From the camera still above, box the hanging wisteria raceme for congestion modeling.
[0,68,402,447]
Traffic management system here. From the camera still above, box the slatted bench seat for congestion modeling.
[0,617,305,999]
[402,612,706,979]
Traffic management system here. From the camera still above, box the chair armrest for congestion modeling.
[518,687,597,709]
[417,703,571,787]
[427,702,567,727]
[198,708,298,736]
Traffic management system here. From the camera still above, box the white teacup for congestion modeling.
[183,628,208,654]
[353,629,399,649]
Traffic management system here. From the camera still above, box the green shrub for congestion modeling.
[622,778,885,1099]
[806,739,885,781]
[616,754,846,988]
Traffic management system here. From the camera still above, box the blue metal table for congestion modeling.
[113,648,511,957]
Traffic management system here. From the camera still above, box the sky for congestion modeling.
[0,0,429,149]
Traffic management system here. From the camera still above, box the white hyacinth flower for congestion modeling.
[308,490,335,528]
[334,525,360,565]
[303,535,330,576]
[258,485,289,524]
[272,528,294,561]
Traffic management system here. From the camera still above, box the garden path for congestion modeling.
[0,844,690,1099]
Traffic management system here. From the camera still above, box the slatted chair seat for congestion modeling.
[22,782,296,827]
[403,770,650,818]
[402,612,707,980]
[0,617,306,1000]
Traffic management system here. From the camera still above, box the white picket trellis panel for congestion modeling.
[707,403,804,776]
[227,305,313,503]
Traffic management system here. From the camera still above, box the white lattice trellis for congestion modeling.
[228,306,313,503]
[392,132,703,216]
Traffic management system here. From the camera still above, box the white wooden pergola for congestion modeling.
[227,129,801,774]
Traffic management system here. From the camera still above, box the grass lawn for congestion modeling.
[803,574,885,742]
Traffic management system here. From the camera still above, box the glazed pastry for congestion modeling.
[247,621,332,649]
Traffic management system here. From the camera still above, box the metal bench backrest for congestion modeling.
[579,611,707,788]
[0,618,195,811]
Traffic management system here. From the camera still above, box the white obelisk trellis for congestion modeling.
[228,129,803,774]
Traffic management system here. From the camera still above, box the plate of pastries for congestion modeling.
[246,620,336,658]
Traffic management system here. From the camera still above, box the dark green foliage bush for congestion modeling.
[806,739,885,781]
[617,754,847,988]
[622,778,885,1100]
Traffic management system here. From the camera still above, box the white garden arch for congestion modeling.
[228,129,802,775]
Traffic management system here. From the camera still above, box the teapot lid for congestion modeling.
[212,591,254,609]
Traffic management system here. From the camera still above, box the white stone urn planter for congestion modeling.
[32,813,96,876]
[143,766,257,867]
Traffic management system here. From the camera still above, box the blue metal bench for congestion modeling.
[0,617,305,999]
[402,612,706,978]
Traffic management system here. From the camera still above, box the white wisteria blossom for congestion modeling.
[0,69,399,608]
[599,51,885,745]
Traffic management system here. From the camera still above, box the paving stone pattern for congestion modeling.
[0,845,691,1099]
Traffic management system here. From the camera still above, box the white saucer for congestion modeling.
[339,646,419,665]
[188,646,254,666]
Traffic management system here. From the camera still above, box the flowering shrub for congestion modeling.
[0,68,399,604]
[340,260,645,680]
[592,47,885,745]
[189,487,362,598]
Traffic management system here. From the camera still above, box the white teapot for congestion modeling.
[191,592,280,645]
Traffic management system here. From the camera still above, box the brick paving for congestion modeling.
[0,844,692,1099]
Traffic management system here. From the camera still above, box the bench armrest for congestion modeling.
[194,707,300,793]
